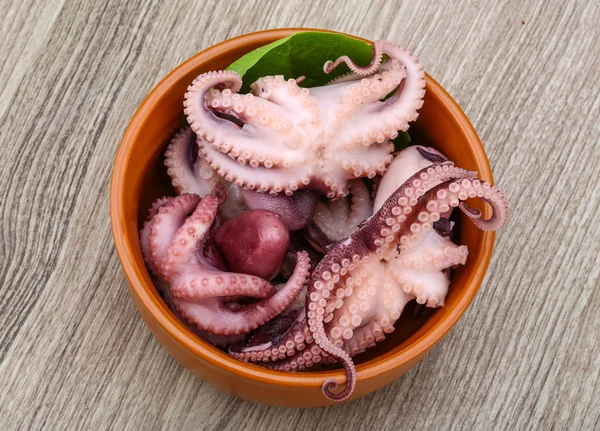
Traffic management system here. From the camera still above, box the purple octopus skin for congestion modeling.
[305,179,372,252]
[229,151,509,402]
[182,40,426,198]
[241,188,319,230]
[214,209,290,281]
[139,184,312,337]
[373,145,450,212]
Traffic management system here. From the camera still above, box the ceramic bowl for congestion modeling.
[110,28,495,407]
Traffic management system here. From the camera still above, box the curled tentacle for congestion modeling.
[321,355,357,401]
[206,87,310,168]
[455,180,509,231]
[374,145,470,212]
[164,128,247,219]
[324,41,384,76]
[184,70,243,145]
[164,126,214,196]
[173,251,310,336]
[198,137,314,195]
[319,40,426,151]
[147,194,201,280]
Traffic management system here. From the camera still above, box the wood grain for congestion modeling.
[1,0,599,429]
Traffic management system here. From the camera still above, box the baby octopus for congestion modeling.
[182,40,426,198]
[140,185,311,338]
[230,146,509,401]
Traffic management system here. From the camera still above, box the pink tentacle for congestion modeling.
[140,196,171,274]
[183,70,243,146]
[198,138,313,195]
[324,41,384,76]
[171,270,276,301]
[147,194,201,280]
[455,181,510,231]
[174,251,310,336]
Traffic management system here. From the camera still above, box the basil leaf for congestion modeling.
[392,131,412,151]
[226,31,374,91]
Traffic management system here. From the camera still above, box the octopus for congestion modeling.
[229,146,508,401]
[182,40,426,198]
[140,38,510,402]
[139,185,311,337]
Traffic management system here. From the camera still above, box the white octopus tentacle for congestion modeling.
[198,138,313,195]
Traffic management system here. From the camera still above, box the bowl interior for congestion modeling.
[115,29,494,378]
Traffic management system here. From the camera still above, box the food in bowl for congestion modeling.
[138,32,509,401]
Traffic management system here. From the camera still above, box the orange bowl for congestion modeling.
[110,28,495,407]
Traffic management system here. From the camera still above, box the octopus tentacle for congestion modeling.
[148,194,201,280]
[205,88,309,168]
[140,197,171,274]
[321,357,357,401]
[173,251,310,336]
[308,180,372,249]
[171,270,276,301]
[184,70,243,141]
[455,180,509,231]
[269,345,336,371]
[347,180,373,227]
[189,74,319,171]
[250,76,318,116]
[199,138,313,195]
[146,197,171,220]
[160,186,226,280]
[306,246,370,401]
[374,145,462,211]
[324,41,384,76]
[365,164,480,251]
[163,129,247,219]
[164,127,212,195]
[230,307,316,364]
[336,140,394,179]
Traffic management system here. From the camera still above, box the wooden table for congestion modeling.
[2,0,598,429]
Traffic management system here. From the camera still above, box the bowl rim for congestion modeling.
[110,28,495,389]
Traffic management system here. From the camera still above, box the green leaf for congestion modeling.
[226,35,293,85]
[391,131,411,151]
[226,31,375,92]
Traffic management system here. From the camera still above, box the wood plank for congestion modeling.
[1,0,598,429]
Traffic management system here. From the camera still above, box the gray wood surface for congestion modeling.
[1,0,599,429]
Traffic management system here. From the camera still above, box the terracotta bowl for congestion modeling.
[110,28,495,407]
